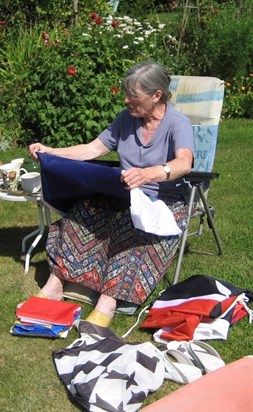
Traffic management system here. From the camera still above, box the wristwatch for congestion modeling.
[162,163,171,180]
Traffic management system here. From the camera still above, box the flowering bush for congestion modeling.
[223,74,253,118]
[0,3,253,149]
[0,14,179,147]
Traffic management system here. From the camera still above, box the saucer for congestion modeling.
[2,189,25,196]
[24,191,41,196]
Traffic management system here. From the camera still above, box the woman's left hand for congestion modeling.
[121,168,146,189]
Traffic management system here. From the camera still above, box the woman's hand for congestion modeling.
[121,167,147,189]
[29,143,53,160]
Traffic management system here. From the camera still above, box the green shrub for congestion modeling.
[0,25,43,147]
[223,74,253,118]
[0,0,110,29]
[175,3,253,80]
[0,14,178,147]
[1,1,253,147]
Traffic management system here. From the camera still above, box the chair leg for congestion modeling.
[197,184,223,255]
[173,186,197,284]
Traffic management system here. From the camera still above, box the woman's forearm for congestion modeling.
[30,138,110,161]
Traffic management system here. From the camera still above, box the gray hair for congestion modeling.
[121,61,171,103]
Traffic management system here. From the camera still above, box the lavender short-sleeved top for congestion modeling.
[98,105,194,201]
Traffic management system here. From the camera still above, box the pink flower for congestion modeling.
[44,40,51,47]
[42,32,50,40]
[67,66,77,76]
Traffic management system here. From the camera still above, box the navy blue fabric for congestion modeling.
[38,153,130,213]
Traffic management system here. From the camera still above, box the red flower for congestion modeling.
[90,12,103,24]
[111,87,119,94]
[111,21,119,28]
[42,32,50,40]
[67,66,77,76]
[90,12,98,21]
[95,17,103,25]
[0,20,6,25]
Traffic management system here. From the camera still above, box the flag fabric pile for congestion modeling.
[10,296,82,338]
[53,320,165,412]
[141,275,253,343]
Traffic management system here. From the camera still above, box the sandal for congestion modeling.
[166,340,225,375]
[187,340,225,374]
[159,349,203,384]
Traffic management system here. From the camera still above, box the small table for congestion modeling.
[0,190,51,272]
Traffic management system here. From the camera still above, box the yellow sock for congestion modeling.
[85,310,111,327]
[35,291,48,299]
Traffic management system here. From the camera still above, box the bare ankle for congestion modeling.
[40,274,64,301]
[95,294,116,320]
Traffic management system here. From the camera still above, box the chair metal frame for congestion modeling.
[173,171,223,284]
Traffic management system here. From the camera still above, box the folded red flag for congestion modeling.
[16,296,82,326]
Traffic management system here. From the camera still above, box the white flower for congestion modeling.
[122,45,129,49]
[144,30,154,36]
[106,15,113,23]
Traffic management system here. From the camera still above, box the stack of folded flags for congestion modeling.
[10,296,82,338]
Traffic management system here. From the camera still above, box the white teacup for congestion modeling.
[20,172,41,193]
[0,163,21,190]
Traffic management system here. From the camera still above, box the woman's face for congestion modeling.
[124,85,156,118]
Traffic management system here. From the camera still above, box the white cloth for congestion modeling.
[130,187,182,236]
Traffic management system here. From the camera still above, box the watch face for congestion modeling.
[162,164,171,180]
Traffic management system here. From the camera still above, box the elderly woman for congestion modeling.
[29,61,194,327]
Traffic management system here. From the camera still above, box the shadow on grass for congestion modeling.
[0,225,50,284]
[0,225,47,256]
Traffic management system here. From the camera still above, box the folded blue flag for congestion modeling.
[38,153,130,213]
[10,321,70,338]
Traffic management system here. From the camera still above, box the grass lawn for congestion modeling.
[0,118,252,411]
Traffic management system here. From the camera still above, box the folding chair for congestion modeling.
[169,75,225,284]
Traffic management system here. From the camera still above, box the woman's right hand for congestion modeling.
[29,143,53,160]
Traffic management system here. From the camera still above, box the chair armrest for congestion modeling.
[184,171,219,184]
[90,161,220,184]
